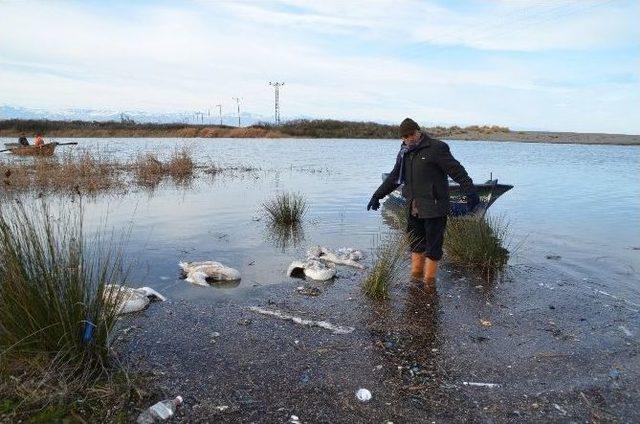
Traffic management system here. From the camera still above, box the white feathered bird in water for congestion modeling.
[287,258,336,281]
[103,284,166,314]
[179,261,241,286]
[307,246,365,269]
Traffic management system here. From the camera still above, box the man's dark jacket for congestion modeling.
[372,134,476,218]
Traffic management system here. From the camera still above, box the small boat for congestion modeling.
[382,173,513,217]
[2,142,78,157]
[6,143,58,157]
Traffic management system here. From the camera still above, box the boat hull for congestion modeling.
[8,143,57,157]
[382,174,513,218]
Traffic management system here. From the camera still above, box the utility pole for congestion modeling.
[232,97,242,127]
[216,104,222,126]
[269,82,285,125]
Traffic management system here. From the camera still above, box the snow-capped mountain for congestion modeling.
[0,105,271,126]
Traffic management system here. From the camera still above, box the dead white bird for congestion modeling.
[307,246,365,269]
[287,259,336,281]
[179,261,241,286]
[103,284,166,315]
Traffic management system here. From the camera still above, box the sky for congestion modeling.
[0,0,639,133]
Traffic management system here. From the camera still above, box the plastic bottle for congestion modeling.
[136,396,183,423]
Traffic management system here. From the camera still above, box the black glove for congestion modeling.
[367,197,380,211]
[465,192,480,211]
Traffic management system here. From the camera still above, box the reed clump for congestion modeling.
[133,153,164,186]
[444,216,510,279]
[166,149,195,179]
[363,232,412,300]
[262,192,308,226]
[0,149,202,193]
[2,152,121,192]
[0,203,144,420]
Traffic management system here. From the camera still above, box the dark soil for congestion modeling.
[115,261,640,423]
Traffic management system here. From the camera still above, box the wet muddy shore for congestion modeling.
[116,261,639,423]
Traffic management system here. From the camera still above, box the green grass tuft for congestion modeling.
[444,216,510,279]
[262,192,308,226]
[0,203,124,363]
[363,232,411,300]
[0,202,147,421]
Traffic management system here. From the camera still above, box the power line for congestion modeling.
[216,104,222,126]
[269,82,285,125]
[232,97,242,127]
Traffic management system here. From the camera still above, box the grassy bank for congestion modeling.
[0,204,149,421]
[3,118,639,144]
[0,119,285,138]
[0,118,509,140]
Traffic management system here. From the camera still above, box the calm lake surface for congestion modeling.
[2,137,639,302]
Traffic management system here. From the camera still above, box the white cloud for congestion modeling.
[214,0,639,51]
[0,0,638,133]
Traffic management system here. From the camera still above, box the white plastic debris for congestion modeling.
[287,259,336,281]
[593,289,640,309]
[462,382,500,388]
[103,284,166,315]
[248,306,354,334]
[553,403,567,415]
[179,261,241,286]
[136,396,183,423]
[356,388,372,402]
[619,325,633,337]
[289,415,302,424]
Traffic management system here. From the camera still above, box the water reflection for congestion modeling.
[264,222,305,251]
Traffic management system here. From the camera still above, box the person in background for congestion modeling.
[367,118,479,290]
[34,133,45,147]
[18,134,29,146]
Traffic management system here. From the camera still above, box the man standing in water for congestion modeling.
[367,118,479,288]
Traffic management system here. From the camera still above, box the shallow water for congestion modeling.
[1,137,638,302]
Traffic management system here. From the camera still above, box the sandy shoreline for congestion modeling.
[442,130,640,146]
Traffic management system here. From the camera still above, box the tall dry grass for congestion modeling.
[133,153,164,186]
[0,149,200,193]
[1,152,120,192]
[133,149,195,186]
[166,149,194,179]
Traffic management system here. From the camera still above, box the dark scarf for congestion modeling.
[396,138,421,184]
